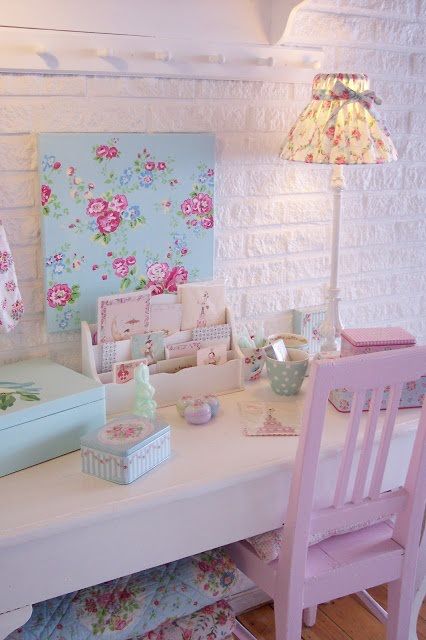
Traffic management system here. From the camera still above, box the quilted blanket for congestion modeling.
[7,549,237,640]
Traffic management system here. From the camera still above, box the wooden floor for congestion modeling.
[236,586,426,640]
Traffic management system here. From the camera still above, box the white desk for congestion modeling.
[0,379,421,638]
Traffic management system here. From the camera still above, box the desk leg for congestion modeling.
[409,523,426,640]
[0,606,32,639]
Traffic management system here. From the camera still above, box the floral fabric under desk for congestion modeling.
[7,548,237,640]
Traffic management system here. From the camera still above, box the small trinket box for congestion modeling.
[176,394,220,424]
[341,327,416,357]
[81,414,171,484]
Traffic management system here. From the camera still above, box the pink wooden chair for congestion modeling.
[229,346,426,640]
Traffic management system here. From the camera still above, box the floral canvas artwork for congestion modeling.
[38,133,215,333]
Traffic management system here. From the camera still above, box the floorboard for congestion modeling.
[236,585,426,640]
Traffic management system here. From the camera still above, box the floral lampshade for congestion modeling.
[281,73,397,165]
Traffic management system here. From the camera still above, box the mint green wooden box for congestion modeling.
[0,358,106,477]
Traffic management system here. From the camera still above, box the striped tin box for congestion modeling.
[340,327,416,357]
[292,306,326,355]
[81,414,171,484]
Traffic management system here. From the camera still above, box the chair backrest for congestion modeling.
[280,346,426,568]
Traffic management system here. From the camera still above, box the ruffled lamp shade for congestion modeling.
[281,73,397,165]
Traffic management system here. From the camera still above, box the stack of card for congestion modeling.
[94,281,231,383]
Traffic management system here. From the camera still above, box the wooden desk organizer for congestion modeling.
[81,307,243,413]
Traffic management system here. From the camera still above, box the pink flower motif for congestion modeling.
[191,196,202,213]
[164,265,188,292]
[146,262,169,283]
[107,146,119,158]
[181,199,193,216]
[325,126,335,140]
[41,184,51,206]
[67,166,75,176]
[96,145,109,158]
[305,153,314,163]
[335,156,347,164]
[102,274,108,280]
[113,619,127,631]
[53,161,61,170]
[207,168,214,176]
[114,263,129,278]
[97,210,121,234]
[145,161,156,171]
[47,283,72,308]
[148,282,165,295]
[201,216,213,229]
[157,161,166,170]
[0,252,13,272]
[126,256,136,266]
[86,198,108,217]
[181,247,188,255]
[110,194,128,213]
[199,193,213,214]
[54,253,63,261]
[92,264,98,271]
[112,257,126,269]
[5,281,16,292]
[351,128,361,140]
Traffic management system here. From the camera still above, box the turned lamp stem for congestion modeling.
[319,164,344,355]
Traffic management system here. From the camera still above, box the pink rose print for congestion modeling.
[86,198,108,217]
[191,196,201,213]
[181,199,193,216]
[96,145,109,158]
[67,166,75,176]
[146,262,169,283]
[0,252,13,272]
[5,281,16,292]
[305,153,314,163]
[47,283,72,308]
[201,216,213,229]
[157,161,166,170]
[110,194,128,213]
[335,156,347,164]
[325,126,335,140]
[164,265,188,292]
[112,257,129,278]
[53,161,61,170]
[199,193,212,214]
[107,146,119,158]
[41,184,51,206]
[351,128,361,140]
[145,161,156,171]
[102,274,108,280]
[126,256,136,266]
[113,619,127,631]
[97,210,121,234]
[11,299,24,321]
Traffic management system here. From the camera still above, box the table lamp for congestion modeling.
[281,73,397,357]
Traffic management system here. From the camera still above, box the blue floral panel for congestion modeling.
[38,133,215,333]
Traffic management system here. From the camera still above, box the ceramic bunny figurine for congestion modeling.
[134,363,157,420]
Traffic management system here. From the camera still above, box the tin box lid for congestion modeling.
[341,327,416,347]
[0,359,104,431]
[81,414,171,456]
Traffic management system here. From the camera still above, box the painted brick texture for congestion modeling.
[0,0,424,368]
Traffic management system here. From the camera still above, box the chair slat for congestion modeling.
[333,390,365,508]
[368,382,404,500]
[352,387,384,504]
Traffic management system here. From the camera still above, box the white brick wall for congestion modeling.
[0,0,425,368]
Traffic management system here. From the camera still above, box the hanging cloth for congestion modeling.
[0,221,24,332]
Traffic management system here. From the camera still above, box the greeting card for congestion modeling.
[192,323,231,349]
[239,402,301,436]
[131,331,165,364]
[149,303,183,336]
[179,282,226,330]
[196,344,227,366]
[97,290,151,344]
[164,339,202,359]
[113,358,149,384]
[100,339,132,373]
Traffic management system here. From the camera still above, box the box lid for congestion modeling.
[341,327,416,347]
[0,358,104,431]
[81,414,171,457]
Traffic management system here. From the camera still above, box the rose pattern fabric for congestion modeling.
[0,222,24,332]
[7,548,237,640]
[40,135,214,332]
[281,73,398,165]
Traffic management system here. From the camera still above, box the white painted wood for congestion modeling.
[0,378,418,617]
[356,590,388,624]
[228,586,271,615]
[0,27,323,81]
[0,0,307,46]
[0,606,32,640]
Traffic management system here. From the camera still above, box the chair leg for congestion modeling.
[303,606,317,627]
[387,575,417,640]
[274,598,303,640]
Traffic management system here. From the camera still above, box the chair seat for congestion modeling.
[246,513,392,563]
[7,548,237,640]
